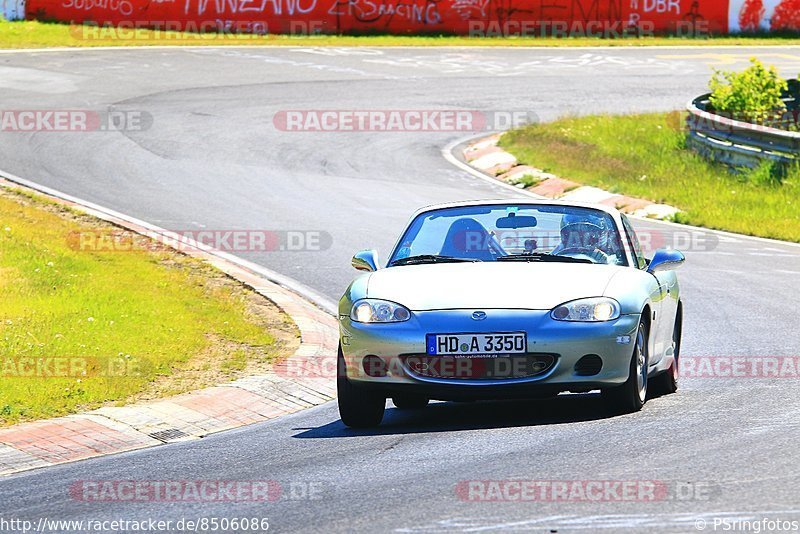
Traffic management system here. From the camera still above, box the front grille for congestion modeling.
[400,354,557,380]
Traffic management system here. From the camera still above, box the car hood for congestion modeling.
[365,262,623,311]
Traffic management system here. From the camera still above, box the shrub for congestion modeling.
[745,160,784,186]
[709,58,788,125]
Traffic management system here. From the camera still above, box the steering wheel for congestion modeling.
[554,246,610,264]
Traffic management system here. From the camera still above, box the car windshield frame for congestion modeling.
[387,203,630,268]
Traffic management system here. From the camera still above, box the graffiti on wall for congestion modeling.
[19,0,788,35]
[327,0,444,26]
[731,0,800,32]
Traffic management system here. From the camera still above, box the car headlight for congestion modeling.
[551,297,621,322]
[351,299,411,323]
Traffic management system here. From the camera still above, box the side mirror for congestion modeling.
[647,249,685,274]
[352,249,379,272]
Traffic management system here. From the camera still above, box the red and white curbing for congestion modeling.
[464,134,681,220]
[0,176,338,477]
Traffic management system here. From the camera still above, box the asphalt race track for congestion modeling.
[2,46,800,532]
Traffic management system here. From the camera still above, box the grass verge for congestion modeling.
[2,20,800,48]
[499,112,800,242]
[0,185,298,426]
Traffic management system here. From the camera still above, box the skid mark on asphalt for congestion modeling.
[190,49,401,79]
[0,66,83,94]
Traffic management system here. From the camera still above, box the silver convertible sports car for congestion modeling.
[338,200,685,427]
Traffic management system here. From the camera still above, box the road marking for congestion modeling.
[688,267,743,274]
[748,252,799,257]
[657,52,800,65]
[361,52,688,75]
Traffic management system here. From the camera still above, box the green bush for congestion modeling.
[744,160,784,186]
[709,58,788,125]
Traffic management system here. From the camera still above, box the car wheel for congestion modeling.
[392,395,429,410]
[602,320,649,413]
[337,347,385,428]
[651,311,681,396]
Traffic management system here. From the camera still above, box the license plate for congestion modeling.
[426,333,527,356]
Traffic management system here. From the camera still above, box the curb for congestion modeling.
[462,133,681,220]
[444,133,800,250]
[0,174,339,477]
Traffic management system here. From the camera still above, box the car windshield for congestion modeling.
[388,204,628,266]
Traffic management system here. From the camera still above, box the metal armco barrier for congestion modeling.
[686,81,800,170]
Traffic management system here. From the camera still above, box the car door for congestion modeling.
[621,216,668,365]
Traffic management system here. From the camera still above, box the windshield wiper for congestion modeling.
[389,254,481,267]
[496,252,593,264]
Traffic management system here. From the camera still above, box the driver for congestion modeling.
[439,217,497,261]
[551,213,610,264]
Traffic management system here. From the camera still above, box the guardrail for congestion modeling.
[686,80,800,170]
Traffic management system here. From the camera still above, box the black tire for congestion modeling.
[391,395,429,410]
[651,308,681,397]
[337,348,385,428]
[602,320,649,414]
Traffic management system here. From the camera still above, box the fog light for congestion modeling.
[362,355,387,377]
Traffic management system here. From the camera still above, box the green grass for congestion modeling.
[500,112,800,242]
[0,186,297,425]
[3,20,800,48]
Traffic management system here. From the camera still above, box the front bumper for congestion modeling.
[340,309,640,400]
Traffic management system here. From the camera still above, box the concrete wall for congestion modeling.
[14,0,800,35]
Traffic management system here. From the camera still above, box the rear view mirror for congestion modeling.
[352,249,379,272]
[496,214,538,229]
[647,249,685,273]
